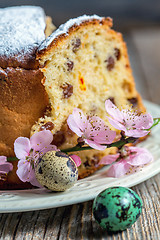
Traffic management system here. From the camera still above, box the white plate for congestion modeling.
[0,100,160,213]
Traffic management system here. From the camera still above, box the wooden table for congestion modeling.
[0,27,160,240]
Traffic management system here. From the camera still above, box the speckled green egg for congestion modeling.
[35,151,78,192]
[93,186,143,232]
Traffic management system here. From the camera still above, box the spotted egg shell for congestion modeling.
[93,186,143,232]
[35,151,78,191]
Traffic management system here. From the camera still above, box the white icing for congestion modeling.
[0,6,46,62]
[38,14,104,51]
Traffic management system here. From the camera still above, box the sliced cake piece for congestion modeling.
[31,15,145,178]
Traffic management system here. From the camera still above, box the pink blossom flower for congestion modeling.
[70,155,81,167]
[0,156,13,181]
[67,108,116,150]
[105,99,153,137]
[14,130,57,187]
[99,146,153,178]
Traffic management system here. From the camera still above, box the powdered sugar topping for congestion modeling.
[0,6,46,65]
[38,15,104,51]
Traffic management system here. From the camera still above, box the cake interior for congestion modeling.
[31,21,145,178]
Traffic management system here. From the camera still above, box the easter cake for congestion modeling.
[0,6,55,189]
[0,9,146,189]
[31,15,145,179]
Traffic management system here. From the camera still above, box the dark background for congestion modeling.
[1,0,160,30]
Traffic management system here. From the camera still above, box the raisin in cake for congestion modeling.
[31,15,146,179]
[0,6,55,189]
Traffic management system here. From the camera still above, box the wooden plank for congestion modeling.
[0,174,159,239]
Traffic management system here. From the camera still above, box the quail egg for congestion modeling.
[35,151,78,191]
[93,186,143,232]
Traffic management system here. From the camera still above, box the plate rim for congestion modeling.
[0,100,160,213]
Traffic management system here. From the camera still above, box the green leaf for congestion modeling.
[7,157,18,162]
[147,118,160,130]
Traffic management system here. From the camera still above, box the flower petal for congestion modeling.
[39,145,58,157]
[107,160,130,178]
[16,160,32,182]
[99,153,120,165]
[67,108,88,137]
[72,108,88,130]
[70,155,81,167]
[67,114,83,137]
[14,137,31,160]
[121,111,153,137]
[106,99,154,138]
[87,116,116,144]
[105,99,123,122]
[30,130,53,151]
[0,156,7,164]
[16,160,42,187]
[134,113,153,129]
[0,156,13,173]
[124,129,149,138]
[30,176,43,188]
[126,147,153,166]
[84,139,106,150]
[107,117,126,131]
[0,163,13,174]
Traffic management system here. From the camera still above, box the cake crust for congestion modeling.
[0,67,49,157]
[0,6,53,157]
[0,6,47,69]
[37,16,113,61]
[0,6,54,189]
